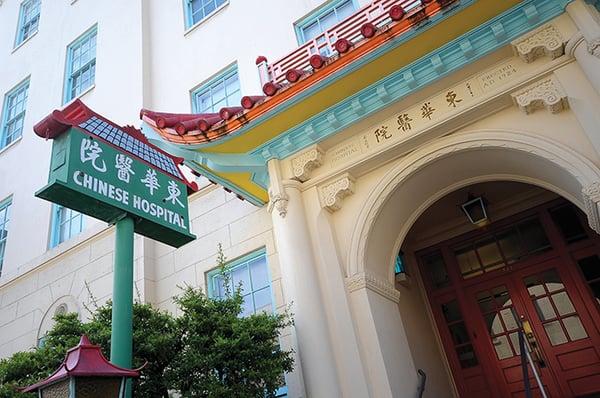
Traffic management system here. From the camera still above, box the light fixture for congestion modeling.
[461,194,489,226]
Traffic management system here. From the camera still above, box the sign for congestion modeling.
[36,127,195,247]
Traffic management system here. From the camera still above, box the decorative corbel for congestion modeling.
[291,145,324,182]
[511,24,565,63]
[588,37,600,58]
[511,75,569,115]
[267,159,289,218]
[583,181,600,234]
[319,173,355,212]
[345,272,401,303]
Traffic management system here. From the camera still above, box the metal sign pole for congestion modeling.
[110,216,135,398]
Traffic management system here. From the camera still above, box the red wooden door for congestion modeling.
[418,201,600,397]
[513,258,600,397]
[465,274,562,398]
[463,257,600,397]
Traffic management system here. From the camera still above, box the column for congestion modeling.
[567,0,600,95]
[267,159,342,397]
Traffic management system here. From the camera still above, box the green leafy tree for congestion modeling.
[166,285,293,397]
[0,303,178,398]
[0,246,294,397]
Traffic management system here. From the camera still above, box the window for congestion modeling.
[15,0,41,47]
[1,78,29,149]
[50,205,85,248]
[208,250,273,316]
[64,26,97,103]
[0,197,12,275]
[208,250,287,397]
[191,65,241,114]
[295,0,357,44]
[184,0,227,29]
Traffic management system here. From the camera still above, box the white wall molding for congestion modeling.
[319,173,355,212]
[346,272,400,303]
[291,144,324,182]
[511,75,569,114]
[512,24,565,63]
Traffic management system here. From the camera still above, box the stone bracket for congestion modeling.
[511,24,565,63]
[346,272,401,303]
[511,75,569,114]
[267,159,289,218]
[583,182,600,234]
[319,173,355,212]
[291,145,324,182]
[588,37,600,58]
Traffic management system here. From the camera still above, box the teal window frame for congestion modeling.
[294,0,358,45]
[395,251,405,275]
[0,78,29,150]
[191,64,241,114]
[14,0,41,47]
[50,205,85,248]
[207,249,287,397]
[183,0,228,29]
[0,196,12,275]
[63,25,97,104]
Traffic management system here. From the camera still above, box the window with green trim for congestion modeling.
[1,78,29,149]
[295,0,357,44]
[0,197,12,275]
[50,205,85,248]
[184,0,228,29]
[64,26,97,103]
[207,250,287,396]
[15,0,41,47]
[191,65,241,114]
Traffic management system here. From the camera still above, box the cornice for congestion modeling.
[345,272,401,303]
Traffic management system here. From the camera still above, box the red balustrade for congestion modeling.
[258,0,426,90]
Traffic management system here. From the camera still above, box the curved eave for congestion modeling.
[200,0,522,154]
[146,0,573,205]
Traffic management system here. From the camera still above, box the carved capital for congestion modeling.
[291,145,324,182]
[319,173,355,212]
[346,272,400,303]
[511,76,569,115]
[511,24,564,63]
[588,37,600,58]
[267,190,289,218]
[583,182,600,233]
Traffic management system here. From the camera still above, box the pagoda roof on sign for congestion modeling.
[34,99,198,194]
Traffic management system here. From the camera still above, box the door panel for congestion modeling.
[466,277,562,398]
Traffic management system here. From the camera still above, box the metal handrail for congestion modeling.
[416,368,426,398]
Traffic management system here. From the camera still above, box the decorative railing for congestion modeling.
[257,0,439,91]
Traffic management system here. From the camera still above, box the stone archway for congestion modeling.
[342,129,600,397]
[349,129,600,284]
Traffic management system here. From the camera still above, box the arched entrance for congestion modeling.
[346,130,600,397]
[405,182,600,398]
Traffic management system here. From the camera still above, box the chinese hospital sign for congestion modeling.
[36,127,195,248]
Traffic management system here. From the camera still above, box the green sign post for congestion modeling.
[34,101,196,397]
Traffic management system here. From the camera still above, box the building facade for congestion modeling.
[2,0,600,397]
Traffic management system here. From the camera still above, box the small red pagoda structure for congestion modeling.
[22,335,140,397]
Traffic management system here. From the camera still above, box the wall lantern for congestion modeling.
[461,195,489,226]
[21,335,141,398]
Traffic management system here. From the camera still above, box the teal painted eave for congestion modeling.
[147,0,573,207]
[250,0,574,162]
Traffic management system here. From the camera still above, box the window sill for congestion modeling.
[0,136,23,156]
[184,1,229,37]
[63,83,95,106]
[12,30,39,54]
